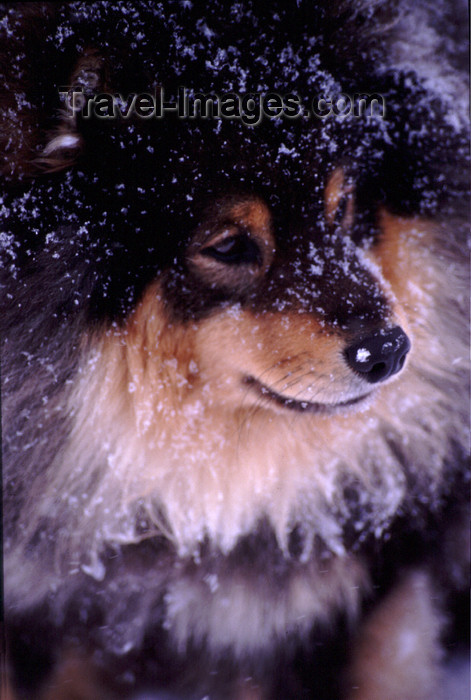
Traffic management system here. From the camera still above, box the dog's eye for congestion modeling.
[187,201,275,292]
[201,233,262,266]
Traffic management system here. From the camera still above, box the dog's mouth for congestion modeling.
[245,377,372,414]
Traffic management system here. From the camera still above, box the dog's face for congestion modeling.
[159,171,408,414]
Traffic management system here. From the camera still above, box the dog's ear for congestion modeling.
[0,3,54,181]
[0,4,107,182]
[36,49,108,174]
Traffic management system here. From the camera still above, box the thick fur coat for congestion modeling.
[1,2,469,699]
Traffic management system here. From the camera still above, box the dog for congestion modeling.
[1,2,469,699]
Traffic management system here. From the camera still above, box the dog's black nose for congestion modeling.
[345,327,411,383]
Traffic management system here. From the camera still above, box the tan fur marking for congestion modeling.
[190,197,274,250]
[229,199,272,233]
[324,167,354,229]
[373,212,459,352]
[376,210,432,302]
